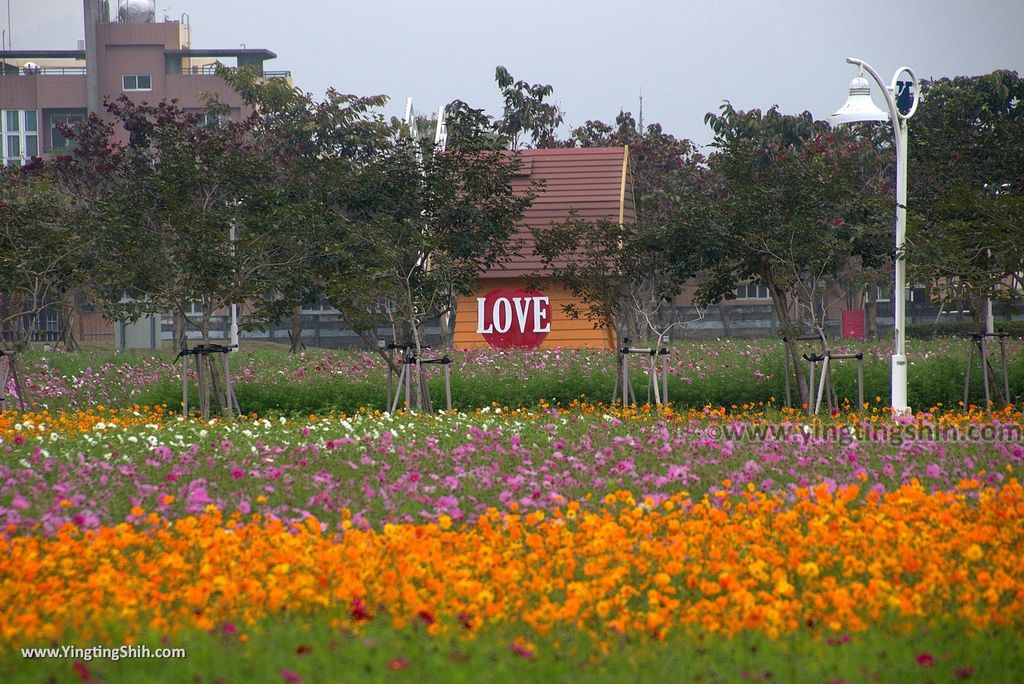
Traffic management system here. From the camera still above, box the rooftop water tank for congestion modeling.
[118,0,156,23]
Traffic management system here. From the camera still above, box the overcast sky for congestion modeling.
[9,0,1023,147]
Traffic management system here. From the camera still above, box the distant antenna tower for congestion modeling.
[638,88,644,134]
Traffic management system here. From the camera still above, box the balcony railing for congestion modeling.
[4,66,87,76]
[3,65,290,79]
[181,66,290,79]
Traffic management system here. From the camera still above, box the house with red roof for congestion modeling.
[453,146,634,350]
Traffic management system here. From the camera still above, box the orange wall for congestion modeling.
[453,278,614,350]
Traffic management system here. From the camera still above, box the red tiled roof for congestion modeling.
[484,146,633,279]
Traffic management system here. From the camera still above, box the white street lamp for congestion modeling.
[829,57,919,414]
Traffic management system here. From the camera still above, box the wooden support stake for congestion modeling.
[221,353,235,419]
[444,363,452,411]
[404,357,412,410]
[980,336,991,406]
[182,356,190,416]
[807,357,816,418]
[1000,335,1011,407]
[783,342,792,408]
[814,355,829,415]
[857,355,864,409]
[964,338,974,406]
[661,352,669,406]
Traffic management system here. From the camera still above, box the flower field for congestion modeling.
[2,397,1023,682]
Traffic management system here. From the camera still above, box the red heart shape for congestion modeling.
[476,288,551,349]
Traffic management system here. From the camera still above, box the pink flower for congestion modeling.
[916,652,935,667]
[281,669,302,683]
[351,598,371,621]
[388,657,410,670]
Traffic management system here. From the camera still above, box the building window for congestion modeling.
[1,109,39,166]
[47,110,86,152]
[122,74,153,91]
[734,283,771,300]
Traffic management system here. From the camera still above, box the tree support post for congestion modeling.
[964,332,1011,408]
[176,344,240,418]
[802,351,864,416]
[388,345,451,413]
[782,334,829,409]
[0,351,26,412]
[617,339,670,406]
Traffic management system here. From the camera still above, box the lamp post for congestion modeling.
[829,57,919,414]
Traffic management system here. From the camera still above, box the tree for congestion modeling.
[0,167,85,349]
[219,66,391,352]
[532,112,708,345]
[696,103,882,405]
[71,96,316,345]
[493,66,565,149]
[907,70,1024,331]
[326,132,536,382]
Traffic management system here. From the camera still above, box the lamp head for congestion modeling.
[829,75,888,126]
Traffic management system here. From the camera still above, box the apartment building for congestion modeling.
[0,0,286,166]
[0,1,287,347]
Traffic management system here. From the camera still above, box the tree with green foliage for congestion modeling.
[907,70,1024,331]
[0,167,84,349]
[218,66,391,352]
[218,77,536,409]
[493,66,565,149]
[326,132,535,364]
[532,112,708,345]
[696,103,883,404]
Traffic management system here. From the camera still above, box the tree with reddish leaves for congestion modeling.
[58,95,312,353]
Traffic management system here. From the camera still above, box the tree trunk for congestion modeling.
[57,295,80,351]
[969,295,984,334]
[173,310,187,351]
[289,304,305,353]
[768,282,808,406]
[404,285,428,412]
[717,300,732,337]
[865,285,878,340]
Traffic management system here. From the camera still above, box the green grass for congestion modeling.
[11,337,1024,415]
[4,616,1020,683]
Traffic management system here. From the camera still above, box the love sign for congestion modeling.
[475,288,551,349]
